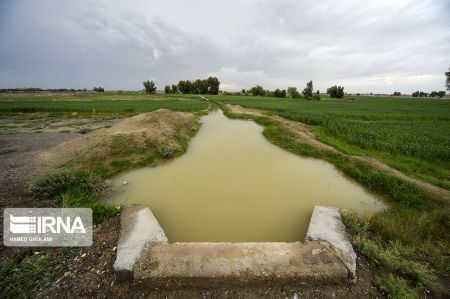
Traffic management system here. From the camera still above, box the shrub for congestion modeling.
[158,147,175,158]
[30,169,104,198]
[79,128,90,134]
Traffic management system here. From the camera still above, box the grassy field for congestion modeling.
[211,95,450,190]
[0,92,208,113]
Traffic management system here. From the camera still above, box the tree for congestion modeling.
[250,85,264,96]
[274,88,281,98]
[241,89,246,94]
[302,81,314,98]
[206,77,220,95]
[178,80,188,93]
[430,91,446,98]
[143,80,156,94]
[287,86,299,98]
[164,85,171,93]
[446,67,450,91]
[93,87,104,92]
[273,88,286,98]
[192,79,201,94]
[177,77,220,94]
[198,80,208,94]
[393,91,401,96]
[326,85,345,98]
[412,91,428,97]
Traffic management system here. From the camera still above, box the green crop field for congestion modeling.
[0,92,208,113]
[210,95,450,189]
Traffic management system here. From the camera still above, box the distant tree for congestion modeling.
[446,67,450,91]
[171,84,178,93]
[143,80,156,94]
[198,79,209,94]
[176,77,220,94]
[250,85,265,96]
[274,88,282,98]
[241,89,246,94]
[393,91,401,96]
[192,79,201,94]
[273,89,286,98]
[326,85,345,98]
[206,77,220,95]
[184,80,193,93]
[177,80,188,94]
[412,91,429,97]
[430,91,446,98]
[302,81,314,98]
[93,87,104,92]
[287,86,300,98]
[164,85,171,93]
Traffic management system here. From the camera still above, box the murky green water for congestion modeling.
[104,109,385,242]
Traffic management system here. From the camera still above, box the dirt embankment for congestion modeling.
[38,109,197,170]
[227,104,450,201]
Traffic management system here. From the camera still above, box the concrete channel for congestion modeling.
[113,205,356,288]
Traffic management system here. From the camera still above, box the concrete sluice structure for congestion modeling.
[113,205,356,288]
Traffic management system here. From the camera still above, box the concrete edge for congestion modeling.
[304,205,357,280]
[114,204,357,284]
[113,205,168,281]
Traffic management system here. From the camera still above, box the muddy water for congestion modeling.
[104,109,385,242]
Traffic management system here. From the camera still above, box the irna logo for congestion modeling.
[9,214,86,234]
[4,208,92,247]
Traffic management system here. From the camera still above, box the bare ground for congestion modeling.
[227,104,450,201]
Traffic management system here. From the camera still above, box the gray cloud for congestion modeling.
[0,0,449,93]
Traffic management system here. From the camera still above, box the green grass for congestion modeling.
[209,95,450,190]
[374,274,420,299]
[0,92,208,113]
[0,99,208,113]
[0,254,62,298]
[216,101,449,298]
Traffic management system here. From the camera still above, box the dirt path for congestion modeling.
[227,104,450,201]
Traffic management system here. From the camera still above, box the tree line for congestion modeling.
[242,81,344,100]
[142,77,220,95]
[411,90,446,98]
[164,77,220,95]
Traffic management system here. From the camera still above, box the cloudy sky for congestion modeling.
[1,0,449,93]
